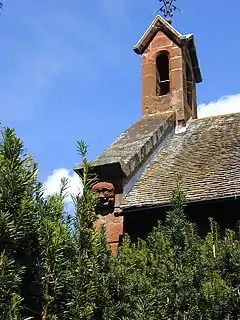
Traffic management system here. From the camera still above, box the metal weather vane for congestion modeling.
[154,0,182,19]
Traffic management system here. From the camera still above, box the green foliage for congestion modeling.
[0,128,40,318]
[0,132,112,319]
[63,141,113,320]
[113,178,240,319]
[0,251,25,319]
[1,129,240,320]
[38,179,76,319]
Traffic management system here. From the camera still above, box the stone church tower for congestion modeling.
[136,16,202,125]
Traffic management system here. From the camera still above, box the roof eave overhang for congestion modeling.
[119,194,240,216]
[73,160,128,189]
[185,35,202,83]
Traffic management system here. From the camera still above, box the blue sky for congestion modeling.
[1,0,240,195]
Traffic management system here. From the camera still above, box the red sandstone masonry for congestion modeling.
[95,214,123,255]
[142,31,187,121]
[141,31,198,124]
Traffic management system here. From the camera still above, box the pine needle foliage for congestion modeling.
[38,179,76,320]
[0,132,113,319]
[1,127,240,319]
[0,128,40,319]
[64,141,113,320]
[114,177,240,319]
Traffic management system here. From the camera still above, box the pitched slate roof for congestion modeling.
[122,113,240,210]
[74,111,175,179]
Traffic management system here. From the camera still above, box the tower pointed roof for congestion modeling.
[133,15,202,83]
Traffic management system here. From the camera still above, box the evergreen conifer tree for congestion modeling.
[64,141,112,320]
[0,128,39,318]
[2,126,240,320]
[37,178,76,320]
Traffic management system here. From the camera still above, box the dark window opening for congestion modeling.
[156,53,170,96]
[186,64,193,108]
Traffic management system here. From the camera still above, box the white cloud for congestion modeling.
[198,93,240,118]
[44,168,82,203]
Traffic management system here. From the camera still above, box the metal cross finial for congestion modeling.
[154,0,181,19]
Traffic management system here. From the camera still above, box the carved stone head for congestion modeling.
[92,182,115,209]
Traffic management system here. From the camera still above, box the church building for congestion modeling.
[74,14,240,253]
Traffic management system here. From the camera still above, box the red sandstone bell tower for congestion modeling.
[134,15,202,125]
